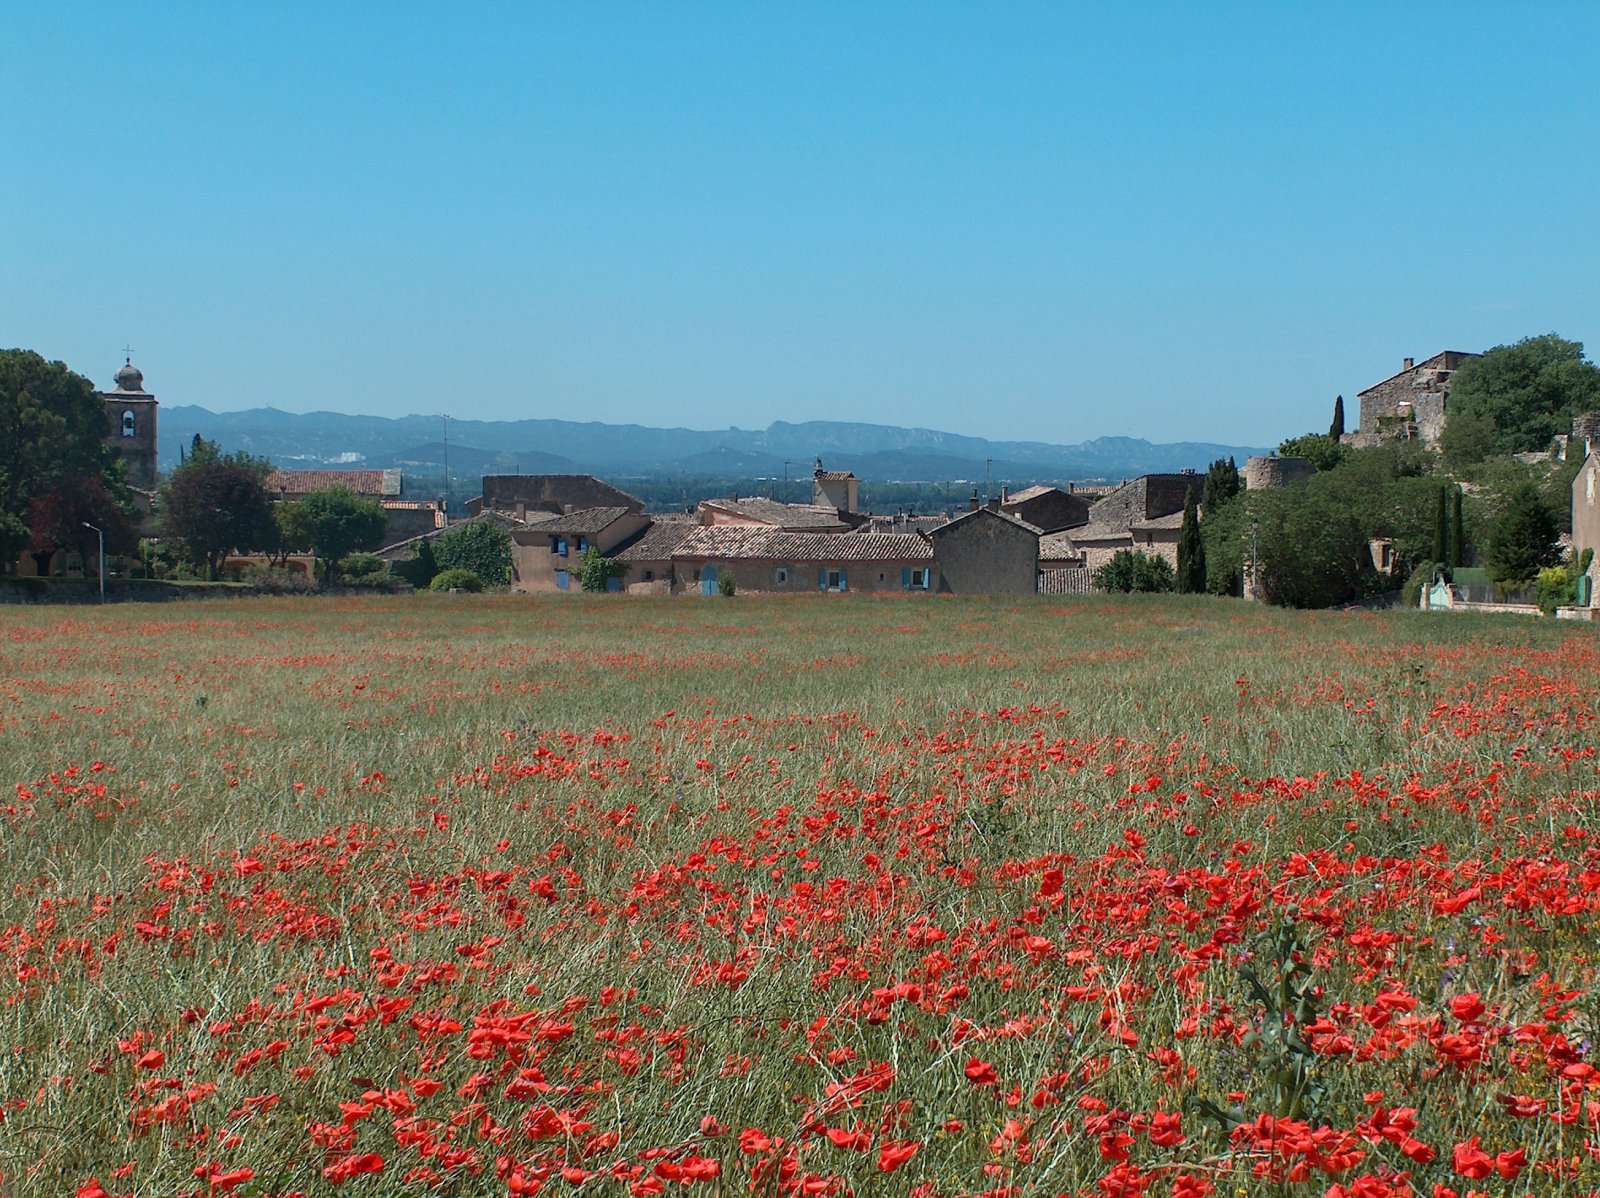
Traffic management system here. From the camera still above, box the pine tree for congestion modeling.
[1202,457,1241,512]
[1177,490,1206,593]
[1329,395,1345,440]
[1448,488,1465,569]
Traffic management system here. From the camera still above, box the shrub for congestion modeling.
[1093,550,1174,594]
[392,541,439,589]
[579,545,627,592]
[430,568,484,593]
[339,554,387,580]
[717,572,737,597]
[434,522,512,587]
[245,570,320,596]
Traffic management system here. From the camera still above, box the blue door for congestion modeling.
[701,565,719,596]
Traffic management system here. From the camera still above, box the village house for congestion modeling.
[605,518,697,594]
[475,474,645,521]
[669,526,937,595]
[1567,412,1600,617]
[1350,351,1477,447]
[926,507,1040,595]
[697,495,863,531]
[264,468,444,546]
[511,506,651,593]
[999,484,1090,533]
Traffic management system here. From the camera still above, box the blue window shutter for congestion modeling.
[818,568,827,591]
[556,570,568,591]
[839,570,847,591]
[901,566,910,589]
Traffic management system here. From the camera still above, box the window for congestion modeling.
[576,536,588,552]
[774,566,789,586]
[554,537,568,557]
[643,569,654,581]
[121,410,136,437]
[555,569,569,591]
[819,568,847,592]
[903,567,930,590]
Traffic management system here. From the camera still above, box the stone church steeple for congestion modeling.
[103,354,159,491]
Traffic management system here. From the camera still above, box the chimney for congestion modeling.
[563,503,573,515]
[1000,485,1009,504]
[969,488,980,513]
[1403,357,1415,371]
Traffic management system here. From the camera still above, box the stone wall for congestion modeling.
[1356,352,1473,445]
[481,475,644,516]
[1243,456,1315,489]
[929,509,1039,595]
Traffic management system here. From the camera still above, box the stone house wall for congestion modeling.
[928,509,1039,595]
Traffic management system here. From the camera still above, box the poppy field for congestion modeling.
[4,593,1599,1198]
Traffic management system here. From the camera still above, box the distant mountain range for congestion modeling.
[160,406,1271,488]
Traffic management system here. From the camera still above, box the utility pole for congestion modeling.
[985,458,993,505]
[783,460,795,504]
[82,522,104,603]
[1250,519,1260,601]
[440,414,451,527]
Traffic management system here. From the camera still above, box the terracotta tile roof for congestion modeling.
[535,507,635,534]
[673,527,932,562]
[1038,533,1084,564]
[266,469,400,496]
[813,469,856,481]
[699,497,850,529]
[862,514,950,534]
[1039,568,1093,595]
[608,520,698,562]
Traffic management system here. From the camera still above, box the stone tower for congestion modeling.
[102,357,159,491]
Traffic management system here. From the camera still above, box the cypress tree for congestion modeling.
[1448,487,1465,568]
[1176,490,1206,593]
[1329,395,1346,440]
[1432,486,1448,563]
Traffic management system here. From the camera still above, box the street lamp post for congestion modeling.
[82,521,105,603]
[1250,519,1260,601]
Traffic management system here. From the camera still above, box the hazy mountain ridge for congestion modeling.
[161,406,1270,484]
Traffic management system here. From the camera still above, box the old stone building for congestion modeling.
[811,463,860,513]
[1243,456,1315,489]
[999,484,1090,533]
[1086,473,1204,530]
[926,507,1040,595]
[476,475,646,520]
[1571,412,1600,612]
[102,357,159,491]
[1353,351,1477,446]
[510,507,651,593]
[669,527,936,596]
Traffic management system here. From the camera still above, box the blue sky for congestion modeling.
[3,2,1597,447]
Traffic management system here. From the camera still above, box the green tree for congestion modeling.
[1,349,119,570]
[579,545,627,592]
[1276,434,1347,473]
[433,520,512,586]
[1176,490,1205,593]
[25,476,137,569]
[1199,491,1248,595]
[1448,487,1465,569]
[1484,481,1560,586]
[298,487,388,584]
[1431,485,1448,565]
[161,459,275,579]
[1202,457,1241,512]
[1250,487,1373,608]
[1093,549,1174,593]
[1440,334,1600,463]
[1328,395,1345,440]
[393,539,439,589]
